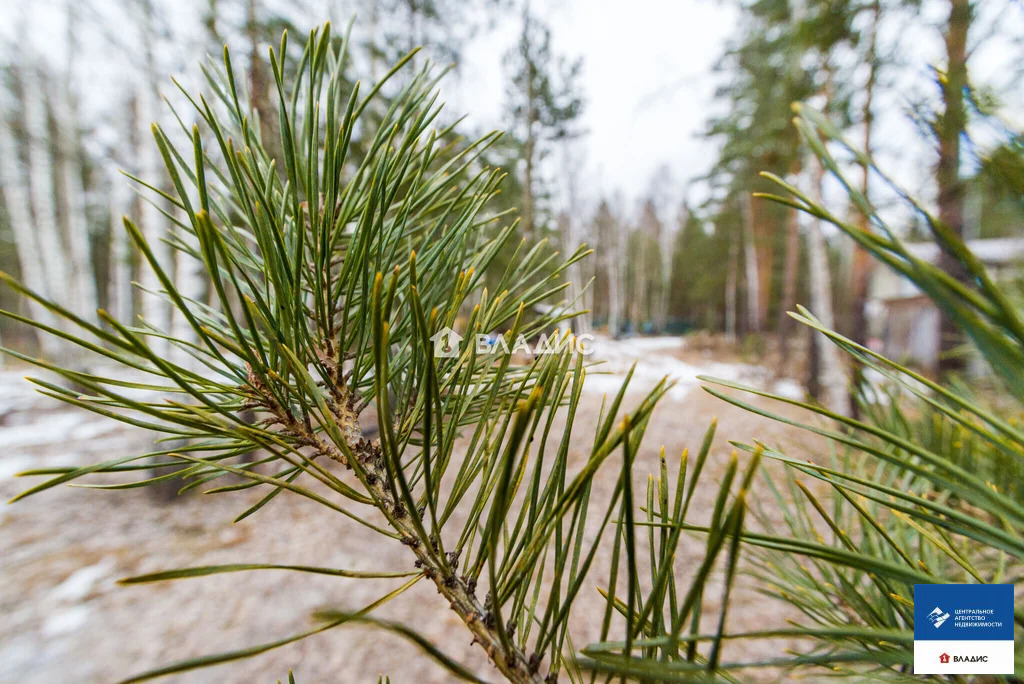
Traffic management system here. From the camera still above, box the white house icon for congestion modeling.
[429,327,463,358]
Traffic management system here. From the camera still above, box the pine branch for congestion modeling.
[249,354,544,681]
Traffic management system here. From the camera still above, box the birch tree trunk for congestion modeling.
[808,160,850,416]
[608,235,622,337]
[108,180,135,325]
[559,147,591,335]
[136,0,172,355]
[559,213,591,336]
[172,209,207,368]
[777,203,801,370]
[55,0,97,323]
[659,216,675,333]
[0,90,62,357]
[848,0,880,417]
[53,85,97,322]
[521,88,537,243]
[741,193,760,334]
[725,225,738,343]
[630,230,643,328]
[135,88,171,353]
[596,205,623,338]
[23,75,70,306]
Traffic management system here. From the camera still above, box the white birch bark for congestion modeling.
[136,88,172,355]
[53,84,97,322]
[808,162,850,416]
[658,219,675,333]
[596,204,623,337]
[23,76,70,305]
[561,148,592,336]
[608,232,623,338]
[136,0,172,355]
[741,193,760,333]
[607,245,622,338]
[171,209,206,368]
[54,0,97,323]
[725,227,738,343]
[0,92,62,357]
[558,212,591,336]
[108,178,134,325]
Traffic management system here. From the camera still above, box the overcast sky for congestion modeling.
[2,0,1021,222]
[441,0,1023,220]
[444,0,738,209]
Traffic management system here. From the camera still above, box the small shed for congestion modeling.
[868,237,1024,371]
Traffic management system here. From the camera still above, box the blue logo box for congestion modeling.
[914,584,1014,641]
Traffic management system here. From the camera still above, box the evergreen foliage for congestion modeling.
[2,24,682,683]
[580,104,1024,679]
[3,17,1023,684]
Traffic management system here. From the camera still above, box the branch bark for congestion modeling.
[253,375,546,683]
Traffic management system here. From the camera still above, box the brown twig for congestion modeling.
[251,378,546,683]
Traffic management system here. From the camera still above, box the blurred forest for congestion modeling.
[1,0,1022,415]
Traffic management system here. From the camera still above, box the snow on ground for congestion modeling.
[0,369,53,416]
[0,370,109,469]
[584,334,773,401]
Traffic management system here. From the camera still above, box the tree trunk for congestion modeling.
[725,225,738,343]
[741,193,761,333]
[777,203,801,371]
[521,43,537,243]
[136,0,172,355]
[659,219,674,333]
[522,133,535,242]
[24,75,70,308]
[807,159,849,416]
[135,87,171,353]
[172,210,207,367]
[55,0,97,324]
[848,0,880,416]
[53,86,98,323]
[607,253,622,337]
[565,240,592,336]
[0,87,62,357]
[600,213,623,338]
[559,148,591,335]
[750,195,774,332]
[108,179,134,325]
[633,232,646,328]
[935,0,970,376]
[247,0,283,178]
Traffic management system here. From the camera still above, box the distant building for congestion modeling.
[868,238,1024,372]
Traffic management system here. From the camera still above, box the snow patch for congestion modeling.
[585,335,769,400]
[619,336,686,352]
[1,412,94,449]
[49,558,116,604]
[69,419,121,441]
[41,606,90,637]
[0,455,34,482]
[771,378,805,400]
